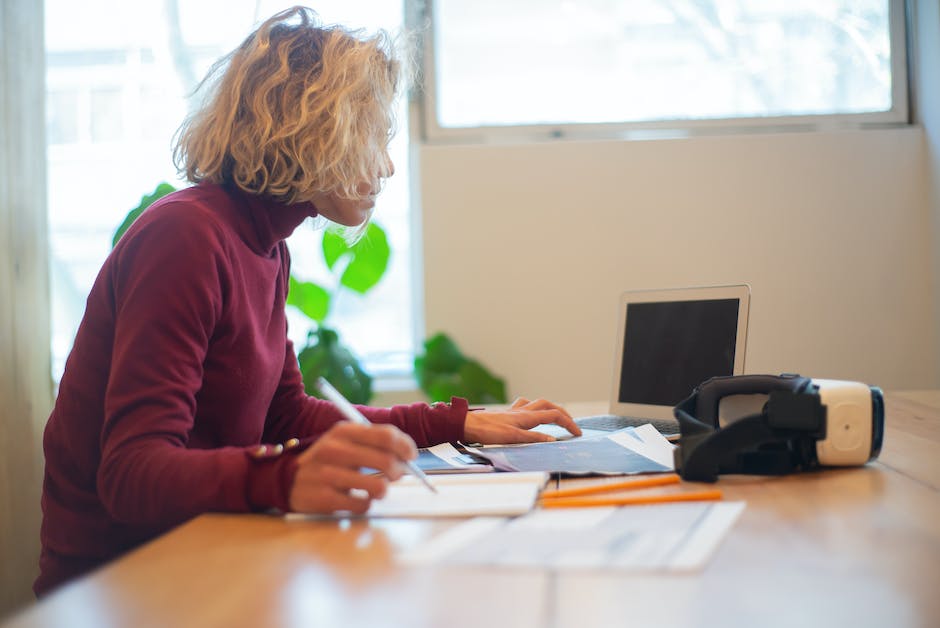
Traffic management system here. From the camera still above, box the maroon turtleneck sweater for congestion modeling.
[35,183,467,596]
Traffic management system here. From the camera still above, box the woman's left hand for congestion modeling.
[463,397,581,444]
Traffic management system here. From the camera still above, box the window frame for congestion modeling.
[416,0,911,144]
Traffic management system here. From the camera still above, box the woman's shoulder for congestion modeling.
[108,184,242,267]
[129,183,236,240]
[147,182,230,221]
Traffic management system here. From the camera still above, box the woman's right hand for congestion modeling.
[288,421,417,515]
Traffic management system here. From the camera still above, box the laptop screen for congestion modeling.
[617,298,741,407]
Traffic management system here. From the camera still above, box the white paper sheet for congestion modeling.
[286,471,548,519]
[607,424,677,470]
[399,501,745,571]
[420,442,493,473]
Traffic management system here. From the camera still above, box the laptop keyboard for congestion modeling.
[576,414,680,436]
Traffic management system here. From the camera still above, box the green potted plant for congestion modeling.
[286,222,390,404]
[414,332,507,404]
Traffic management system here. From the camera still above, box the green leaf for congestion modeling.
[458,359,507,404]
[321,228,346,270]
[296,327,373,404]
[414,333,465,388]
[112,182,176,248]
[413,332,507,404]
[287,276,330,323]
[321,222,390,295]
[423,373,463,403]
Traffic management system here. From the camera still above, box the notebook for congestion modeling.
[575,284,751,440]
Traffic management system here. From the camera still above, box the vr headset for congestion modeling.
[673,373,884,482]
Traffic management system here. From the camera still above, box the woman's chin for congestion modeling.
[341,207,372,227]
[317,201,374,227]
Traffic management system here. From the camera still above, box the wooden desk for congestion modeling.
[5,393,939,628]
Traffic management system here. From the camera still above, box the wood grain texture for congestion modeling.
[4,393,937,628]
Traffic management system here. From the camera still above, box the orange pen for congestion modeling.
[539,473,681,500]
[539,488,723,509]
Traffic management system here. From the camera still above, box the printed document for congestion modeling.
[465,425,675,475]
[400,501,745,571]
[286,471,548,519]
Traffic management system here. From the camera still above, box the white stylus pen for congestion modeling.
[315,377,438,494]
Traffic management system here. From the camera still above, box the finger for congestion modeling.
[511,397,530,409]
[541,408,581,436]
[509,409,582,436]
[316,465,390,499]
[317,423,416,471]
[290,464,389,514]
[528,402,580,436]
[330,422,418,462]
[494,427,557,445]
[517,398,576,421]
[312,436,409,479]
[291,484,373,515]
[292,457,390,498]
[541,399,574,420]
[329,492,372,515]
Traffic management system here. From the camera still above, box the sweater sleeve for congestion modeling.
[97,206,295,525]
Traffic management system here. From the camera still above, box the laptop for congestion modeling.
[574,284,751,440]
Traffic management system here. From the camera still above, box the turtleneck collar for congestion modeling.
[219,183,318,256]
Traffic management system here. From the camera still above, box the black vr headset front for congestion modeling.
[673,373,885,482]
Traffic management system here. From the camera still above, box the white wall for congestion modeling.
[419,126,937,402]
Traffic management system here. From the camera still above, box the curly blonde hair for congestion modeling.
[173,6,399,204]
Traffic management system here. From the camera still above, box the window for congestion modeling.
[45,0,415,382]
[421,0,908,141]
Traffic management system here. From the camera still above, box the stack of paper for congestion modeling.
[466,424,676,475]
[400,501,745,571]
[415,442,493,473]
[286,471,548,520]
[369,472,548,517]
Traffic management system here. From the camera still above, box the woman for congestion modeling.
[35,6,578,596]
